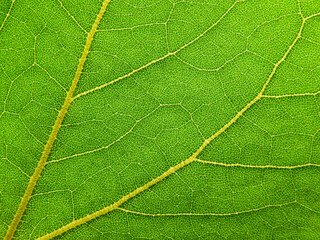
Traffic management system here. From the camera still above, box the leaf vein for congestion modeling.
[37,3,308,240]
[0,0,16,33]
[73,0,239,100]
[117,201,296,217]
[4,1,111,239]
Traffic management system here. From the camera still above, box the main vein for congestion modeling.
[0,0,16,33]
[37,9,307,240]
[72,0,238,100]
[4,1,111,239]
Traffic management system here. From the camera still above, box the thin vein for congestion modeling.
[47,106,161,164]
[72,0,239,100]
[117,201,296,216]
[38,3,307,240]
[36,63,68,93]
[296,202,320,214]
[58,0,88,34]
[2,149,30,178]
[305,11,320,20]
[97,22,165,32]
[0,0,15,32]
[257,17,305,96]
[46,123,134,164]
[0,64,34,119]
[18,115,46,146]
[261,91,320,98]
[3,1,111,239]
[73,52,175,100]
[195,159,320,169]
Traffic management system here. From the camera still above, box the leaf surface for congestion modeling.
[1,0,320,239]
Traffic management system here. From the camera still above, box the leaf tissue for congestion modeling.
[1,0,320,239]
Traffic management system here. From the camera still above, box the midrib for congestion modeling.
[4,1,111,239]
[4,0,308,239]
[36,7,306,240]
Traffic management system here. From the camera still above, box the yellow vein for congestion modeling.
[47,105,161,164]
[73,52,175,100]
[0,64,34,119]
[261,90,320,98]
[0,0,15,32]
[72,0,239,100]
[46,123,134,164]
[305,11,320,20]
[195,159,320,169]
[174,50,247,72]
[257,17,305,96]
[18,113,46,146]
[37,156,196,240]
[3,157,31,178]
[297,202,320,214]
[58,0,88,34]
[3,1,111,239]
[117,201,296,216]
[3,139,30,178]
[38,5,306,240]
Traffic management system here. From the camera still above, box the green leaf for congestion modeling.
[1,0,320,239]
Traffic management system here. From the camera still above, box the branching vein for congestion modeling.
[4,1,111,239]
[72,0,239,100]
[5,0,319,239]
[37,3,307,240]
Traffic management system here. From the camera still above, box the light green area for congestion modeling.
[1,0,320,239]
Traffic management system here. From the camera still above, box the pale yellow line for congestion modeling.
[37,4,306,240]
[257,17,305,96]
[47,105,161,164]
[296,202,320,214]
[305,11,320,20]
[0,64,34,118]
[58,0,88,33]
[0,0,15,32]
[117,201,296,216]
[72,0,239,100]
[195,159,320,169]
[261,91,320,99]
[46,123,135,164]
[37,156,196,240]
[37,48,260,240]
[73,52,175,100]
[3,1,111,239]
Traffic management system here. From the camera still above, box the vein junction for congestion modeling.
[72,0,238,100]
[4,0,111,239]
[36,2,319,240]
[5,0,319,239]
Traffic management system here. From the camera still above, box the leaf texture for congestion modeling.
[1,0,320,239]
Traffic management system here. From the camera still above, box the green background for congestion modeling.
[1,0,320,239]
